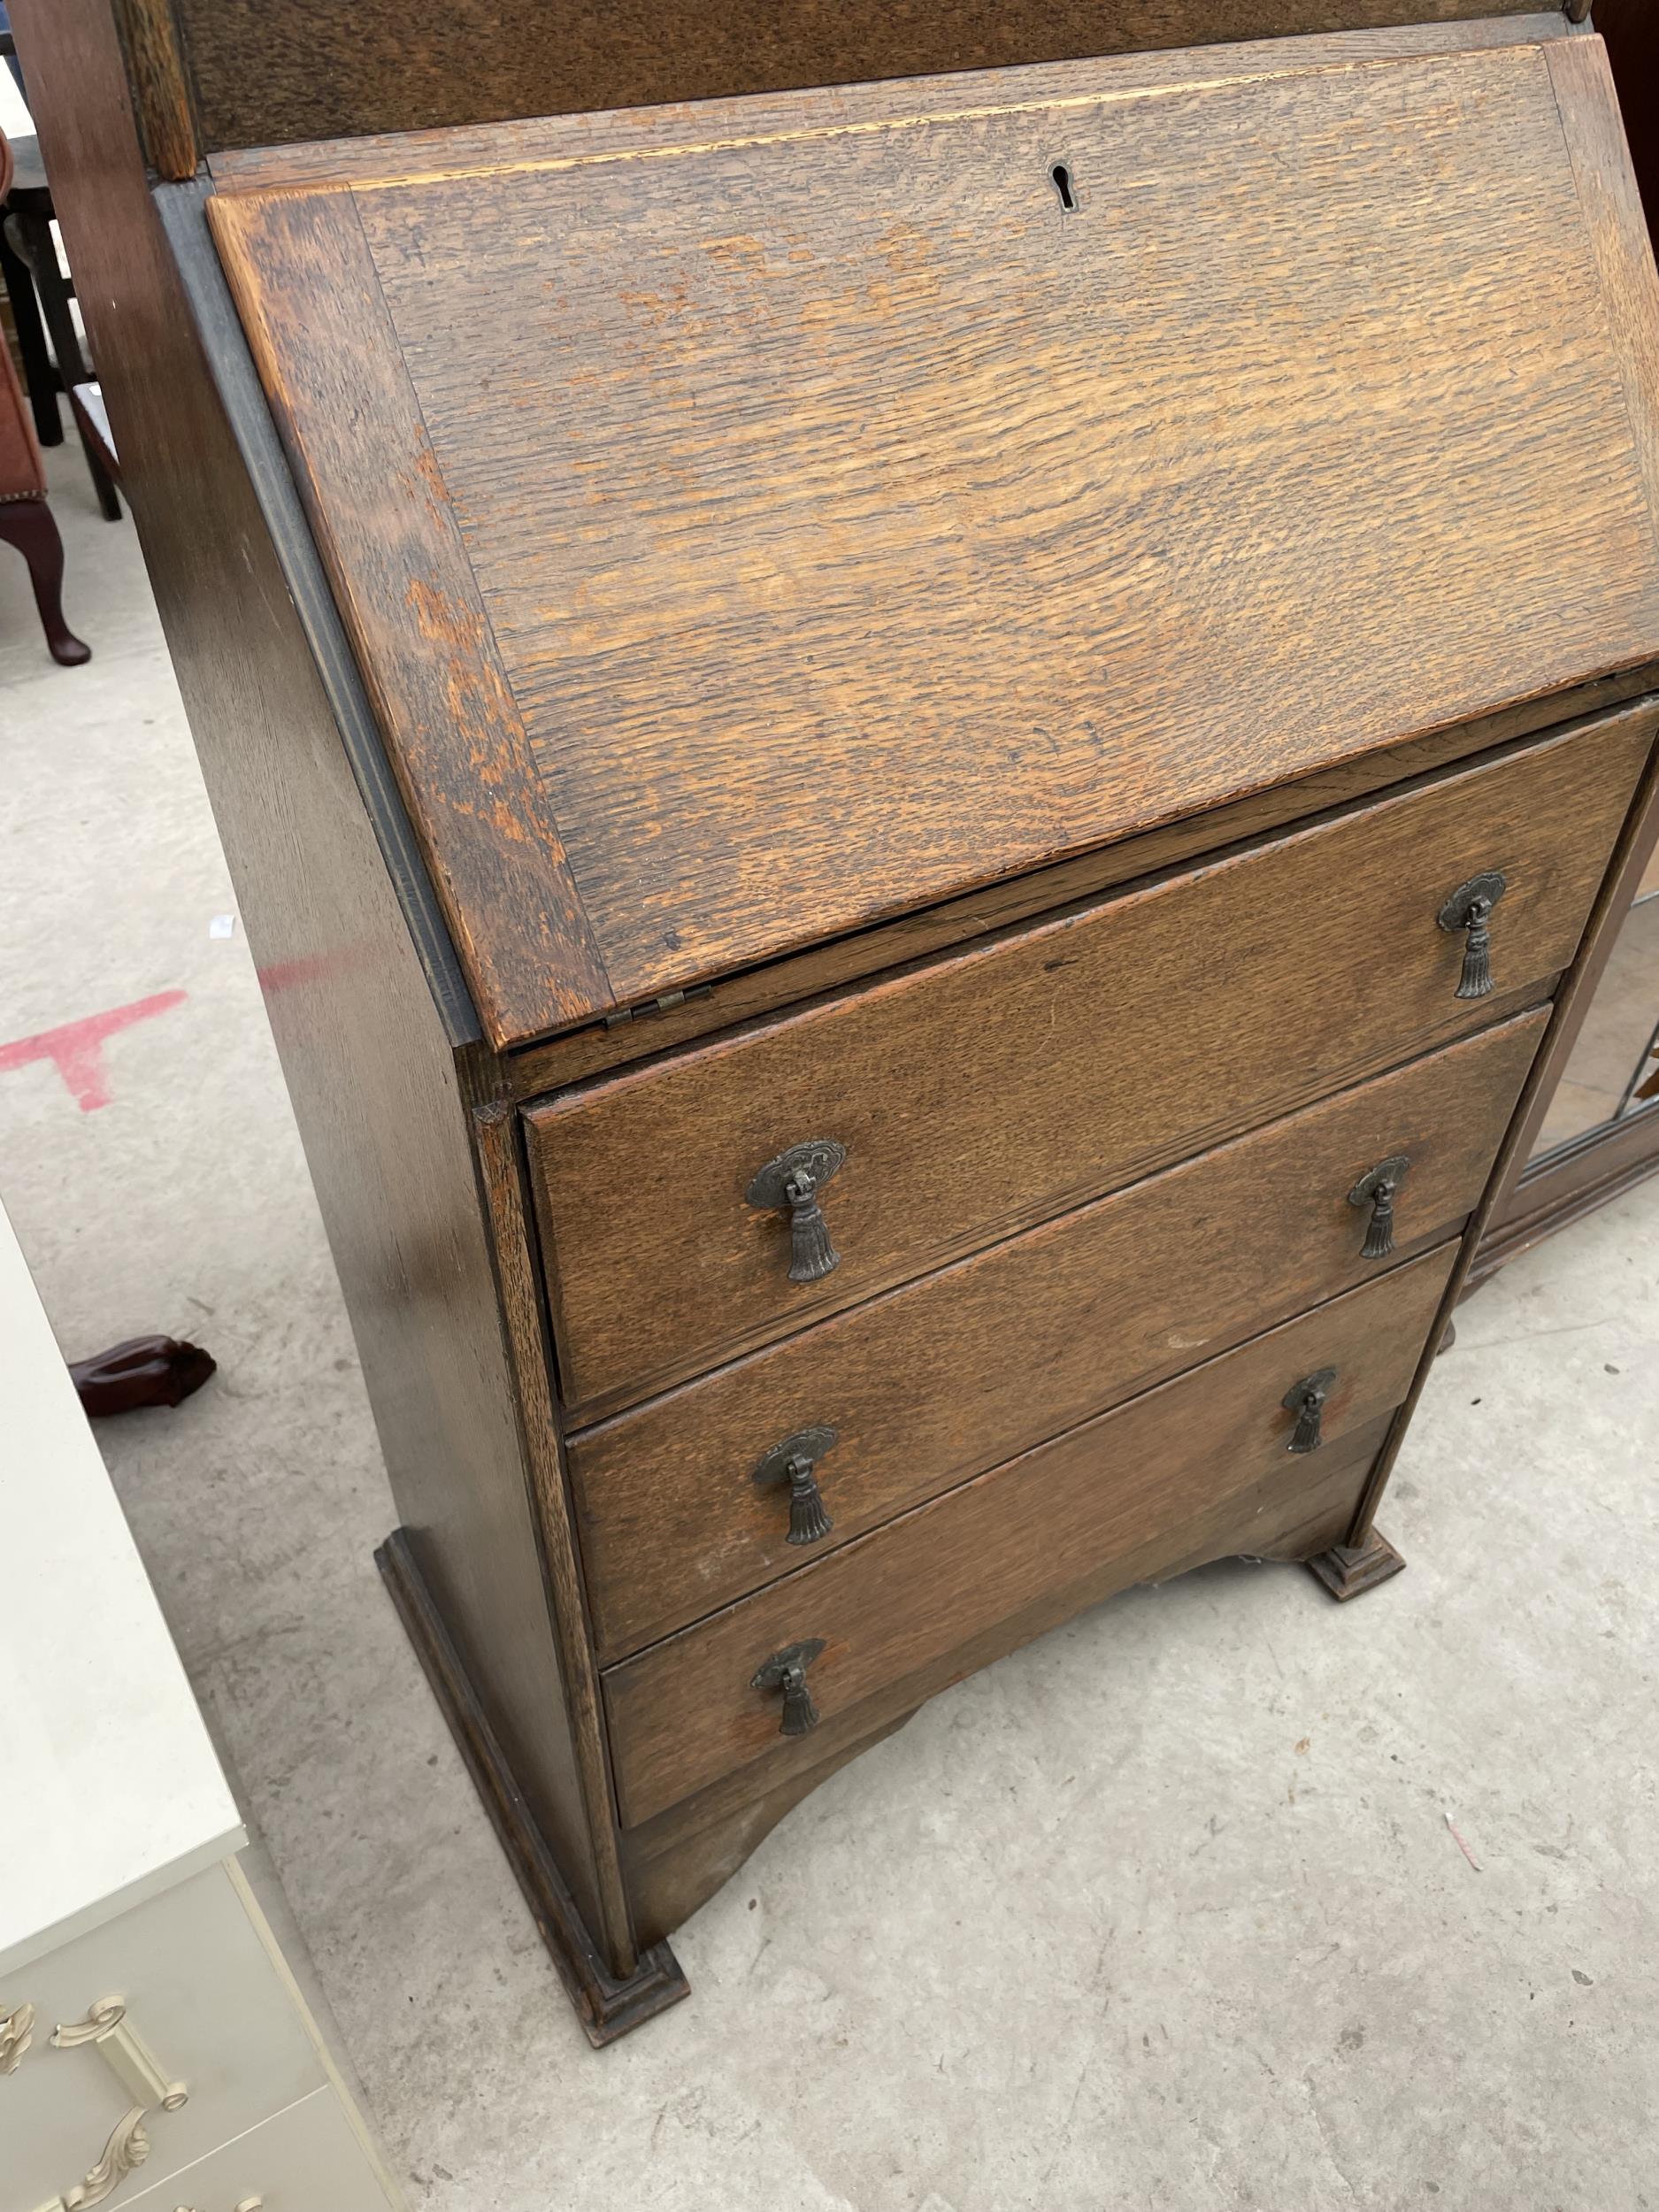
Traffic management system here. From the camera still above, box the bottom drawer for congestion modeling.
[604,1246,1455,1824]
[619,1409,1391,1939]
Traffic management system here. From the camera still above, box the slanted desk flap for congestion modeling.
[208,34,1659,1048]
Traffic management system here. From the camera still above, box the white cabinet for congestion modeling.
[4,1863,344,2212]
[0,1205,403,2212]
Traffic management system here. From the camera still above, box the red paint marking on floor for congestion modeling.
[0,990,188,1111]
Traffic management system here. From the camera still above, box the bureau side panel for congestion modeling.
[8,0,606,1934]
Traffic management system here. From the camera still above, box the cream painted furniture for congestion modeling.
[0,1202,403,2212]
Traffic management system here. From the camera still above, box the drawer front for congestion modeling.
[618,1408,1394,1930]
[573,1012,1545,1659]
[122,2083,402,2212]
[530,710,1652,1413]
[603,1245,1456,1824]
[3,1863,325,2212]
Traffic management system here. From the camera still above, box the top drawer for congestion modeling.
[527,710,1654,1415]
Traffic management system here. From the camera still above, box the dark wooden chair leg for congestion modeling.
[70,1336,217,1417]
[0,496,90,663]
[8,207,119,519]
[0,221,59,444]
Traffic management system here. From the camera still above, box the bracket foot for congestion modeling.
[1306,1527,1406,1601]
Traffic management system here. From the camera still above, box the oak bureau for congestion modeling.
[25,0,1659,2043]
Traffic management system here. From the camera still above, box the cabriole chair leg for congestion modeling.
[0,495,90,663]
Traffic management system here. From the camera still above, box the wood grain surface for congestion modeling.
[1547,36,1659,563]
[210,38,1659,1030]
[176,0,1551,155]
[206,187,614,1049]
[376,1528,688,2039]
[528,715,1652,1416]
[504,680,1659,1097]
[619,1409,1393,1940]
[204,16,1571,193]
[603,1248,1454,1824]
[44,0,1659,2008]
[472,1104,639,1972]
[109,0,198,179]
[571,1011,1544,1659]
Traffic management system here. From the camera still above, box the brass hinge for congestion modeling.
[603,984,712,1029]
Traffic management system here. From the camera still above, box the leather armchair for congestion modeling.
[1,127,88,663]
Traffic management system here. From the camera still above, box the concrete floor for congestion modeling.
[4,442,1659,2212]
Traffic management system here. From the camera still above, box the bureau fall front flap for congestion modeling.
[207,37,1659,1045]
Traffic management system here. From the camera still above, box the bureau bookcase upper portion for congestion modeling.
[207,32,1659,1048]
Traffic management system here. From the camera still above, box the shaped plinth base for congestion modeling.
[375,1527,688,2047]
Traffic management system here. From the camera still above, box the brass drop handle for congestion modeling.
[1438,871,1507,999]
[1348,1154,1410,1260]
[1283,1367,1336,1454]
[754,1425,837,1546]
[751,1639,826,1737]
[746,1141,847,1283]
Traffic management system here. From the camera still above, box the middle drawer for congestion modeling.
[571,1009,1544,1660]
